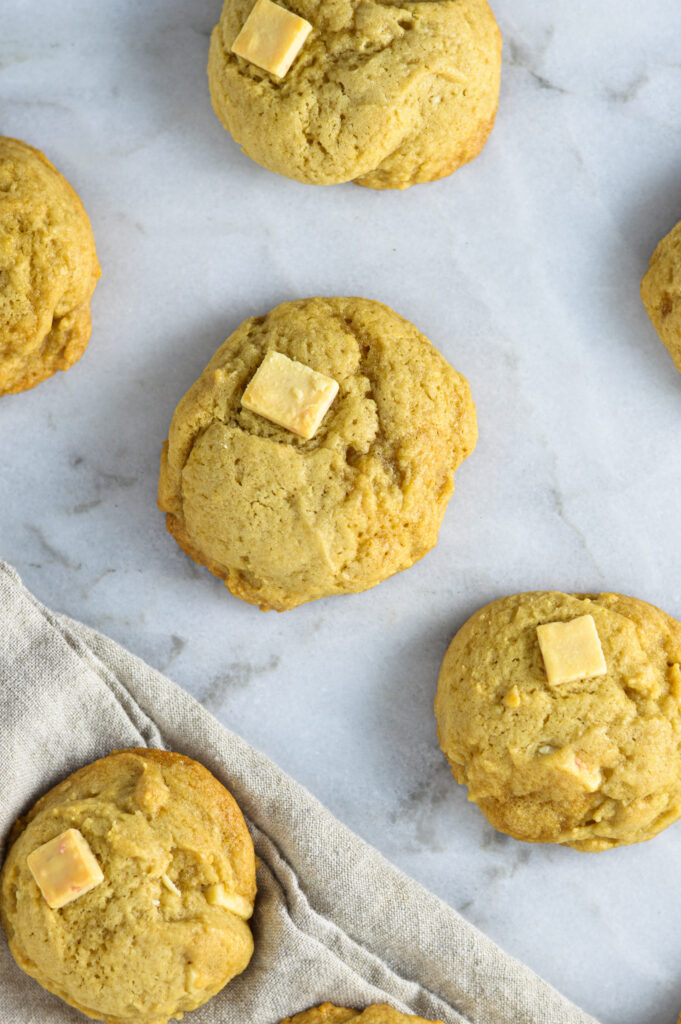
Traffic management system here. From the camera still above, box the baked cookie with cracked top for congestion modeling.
[281,1004,444,1024]
[435,591,681,851]
[0,748,256,1023]
[0,137,100,396]
[158,297,477,611]
[641,217,681,375]
[207,0,502,189]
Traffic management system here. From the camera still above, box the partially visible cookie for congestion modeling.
[158,297,477,611]
[641,218,681,375]
[435,592,681,851]
[208,0,502,189]
[0,748,256,1024]
[281,1004,444,1024]
[0,137,100,396]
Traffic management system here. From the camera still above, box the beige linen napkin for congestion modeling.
[0,562,599,1024]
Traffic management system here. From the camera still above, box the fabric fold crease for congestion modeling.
[0,562,599,1024]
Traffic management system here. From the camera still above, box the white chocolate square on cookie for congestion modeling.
[241,350,339,439]
[27,828,104,909]
[536,614,607,686]
[205,883,253,919]
[231,0,313,78]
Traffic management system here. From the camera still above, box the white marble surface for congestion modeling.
[2,2,681,1022]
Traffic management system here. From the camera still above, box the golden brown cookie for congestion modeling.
[435,592,681,851]
[281,1004,444,1024]
[208,0,502,189]
[0,137,100,396]
[158,297,477,611]
[0,749,256,1023]
[641,217,681,375]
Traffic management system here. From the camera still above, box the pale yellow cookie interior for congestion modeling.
[0,136,100,395]
[641,217,681,375]
[158,297,477,611]
[435,592,681,851]
[208,0,502,189]
[0,749,256,1024]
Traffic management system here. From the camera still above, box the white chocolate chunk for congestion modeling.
[161,872,181,897]
[504,685,520,708]
[232,0,312,78]
[537,614,607,686]
[548,748,602,792]
[241,350,339,439]
[27,828,104,909]
[205,883,253,919]
[186,965,204,992]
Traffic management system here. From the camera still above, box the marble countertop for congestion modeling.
[2,2,681,1022]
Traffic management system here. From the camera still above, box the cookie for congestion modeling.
[158,297,477,611]
[0,137,100,396]
[641,218,681,375]
[207,0,502,189]
[434,592,681,851]
[0,749,256,1023]
[281,1005,444,1024]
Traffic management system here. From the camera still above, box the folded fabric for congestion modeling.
[0,562,599,1024]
